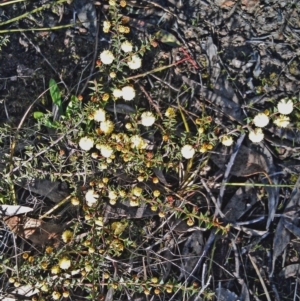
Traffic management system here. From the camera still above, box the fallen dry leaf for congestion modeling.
[241,0,259,13]
[272,176,300,276]
[241,0,259,6]
[221,0,236,8]
[0,205,33,216]
[223,183,257,222]
[3,216,65,246]
[215,0,236,7]
[211,145,269,177]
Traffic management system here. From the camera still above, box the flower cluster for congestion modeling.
[113,86,136,101]
[249,97,294,142]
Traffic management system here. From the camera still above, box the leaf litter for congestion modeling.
[0,0,300,300]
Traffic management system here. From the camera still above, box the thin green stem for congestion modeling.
[0,23,74,34]
[224,182,294,187]
[0,0,69,27]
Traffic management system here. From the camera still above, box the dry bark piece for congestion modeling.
[206,37,220,85]
[280,264,300,279]
[3,215,65,246]
[103,200,156,221]
[252,143,279,229]
[211,145,269,177]
[178,230,204,280]
[0,205,33,216]
[215,288,239,301]
[241,0,259,13]
[216,0,236,8]
[272,176,300,276]
[223,183,257,222]
[18,179,69,203]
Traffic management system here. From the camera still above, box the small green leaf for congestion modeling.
[154,30,181,47]
[49,79,63,114]
[65,96,76,118]
[44,119,58,129]
[33,111,44,119]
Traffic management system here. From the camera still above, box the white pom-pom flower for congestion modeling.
[130,135,147,149]
[253,113,269,128]
[93,108,106,122]
[127,55,142,70]
[181,145,195,159]
[121,40,133,53]
[221,135,233,146]
[248,128,264,143]
[85,189,99,207]
[113,88,123,98]
[79,137,94,151]
[141,111,155,126]
[96,144,114,158]
[100,50,114,65]
[58,257,71,270]
[122,86,135,101]
[100,120,114,134]
[273,115,290,128]
[103,21,111,33]
[277,98,293,115]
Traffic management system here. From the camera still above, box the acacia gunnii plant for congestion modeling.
[1,1,299,301]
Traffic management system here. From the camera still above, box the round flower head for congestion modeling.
[52,291,61,300]
[108,191,118,200]
[109,199,116,205]
[165,107,176,118]
[130,135,147,149]
[153,190,160,197]
[132,186,142,197]
[181,145,195,159]
[120,0,127,7]
[127,55,142,69]
[79,137,94,151]
[103,21,111,33]
[110,71,116,78]
[113,88,123,98]
[40,284,49,292]
[221,135,233,146]
[129,198,139,207]
[141,111,155,126]
[98,145,113,158]
[121,40,133,53]
[93,108,106,122]
[100,120,114,134]
[85,189,99,207]
[253,113,269,128]
[63,291,70,298]
[118,25,125,33]
[51,265,60,274]
[95,217,104,227]
[100,50,115,65]
[59,256,71,270]
[274,115,290,128]
[248,128,264,143]
[62,230,73,243]
[122,86,136,101]
[277,98,293,115]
